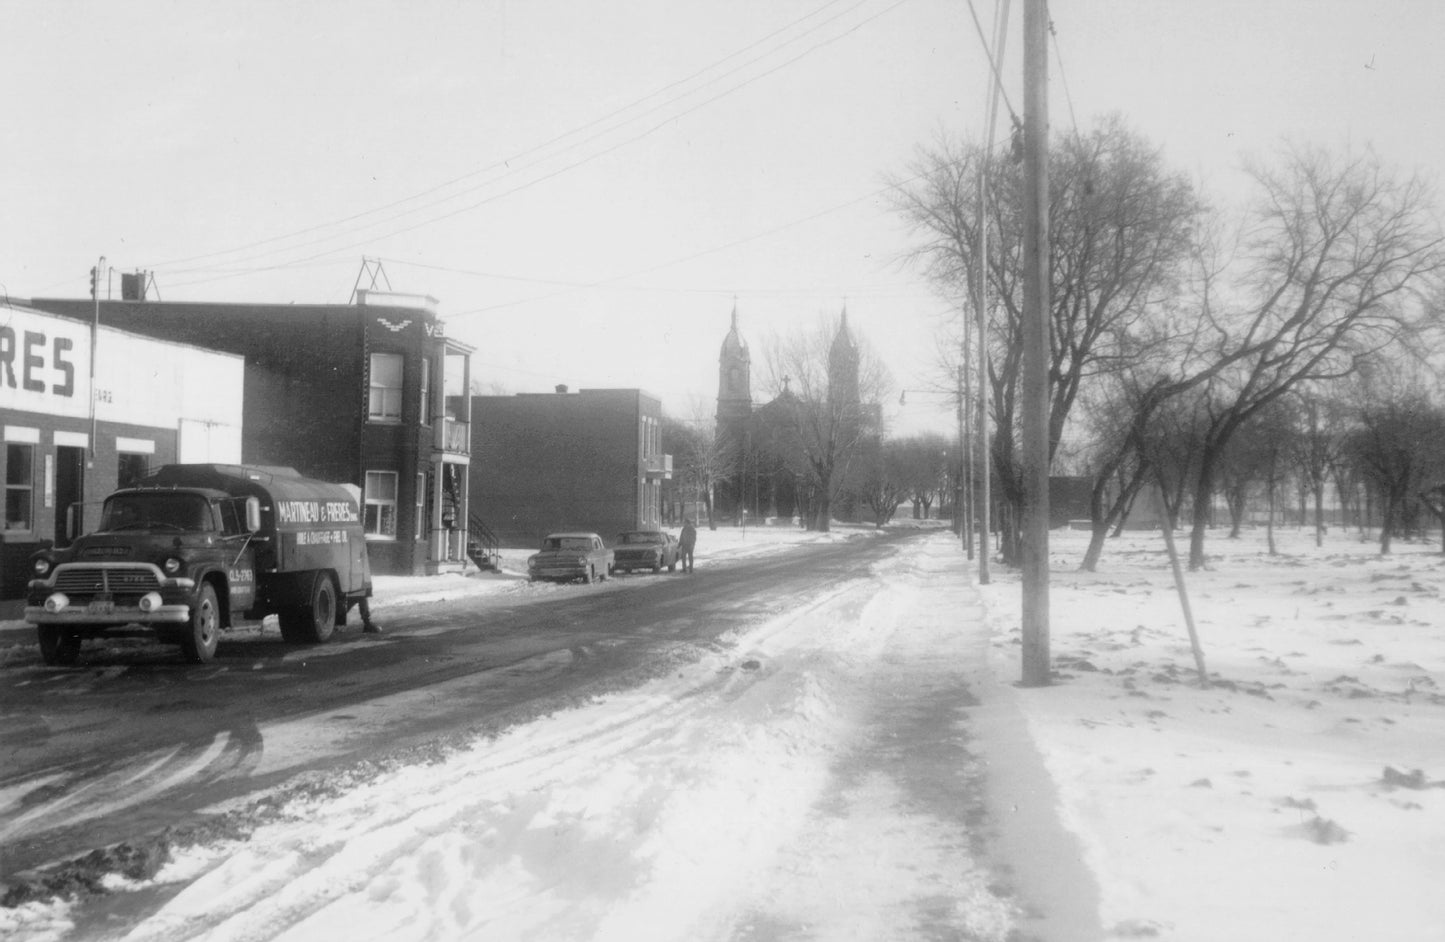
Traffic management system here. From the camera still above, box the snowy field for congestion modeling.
[982,524,1445,941]
[3,520,1443,941]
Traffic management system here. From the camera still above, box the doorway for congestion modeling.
[54,446,85,547]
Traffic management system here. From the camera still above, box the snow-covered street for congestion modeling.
[4,521,1444,941]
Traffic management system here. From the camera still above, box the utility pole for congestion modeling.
[958,362,972,558]
[1019,0,1051,686]
[973,0,1010,587]
[88,256,105,473]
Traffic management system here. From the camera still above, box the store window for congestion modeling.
[368,353,403,422]
[4,443,34,532]
[118,453,149,489]
[364,470,398,539]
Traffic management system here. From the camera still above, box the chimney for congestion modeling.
[555,384,569,394]
[120,271,147,301]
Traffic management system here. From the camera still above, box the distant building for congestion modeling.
[470,387,670,546]
[1,301,243,597]
[28,290,474,576]
[713,306,869,525]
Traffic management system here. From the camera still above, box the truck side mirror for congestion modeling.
[246,496,262,533]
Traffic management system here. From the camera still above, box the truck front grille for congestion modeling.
[53,565,163,599]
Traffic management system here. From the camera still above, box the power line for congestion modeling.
[1048,14,1081,134]
[965,0,1019,125]
[440,166,928,318]
[148,0,896,283]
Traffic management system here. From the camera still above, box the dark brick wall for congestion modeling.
[471,389,651,547]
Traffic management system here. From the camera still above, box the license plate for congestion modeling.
[87,600,115,615]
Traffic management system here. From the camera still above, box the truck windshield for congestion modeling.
[101,494,214,532]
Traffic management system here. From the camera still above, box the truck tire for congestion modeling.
[38,626,82,666]
[280,573,336,644]
[180,583,221,663]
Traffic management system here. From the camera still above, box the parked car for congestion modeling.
[528,532,614,584]
[613,529,680,574]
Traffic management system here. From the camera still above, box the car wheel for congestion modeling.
[280,573,337,644]
[180,582,221,663]
[38,626,82,666]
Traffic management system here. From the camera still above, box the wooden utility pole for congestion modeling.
[1019,0,1051,686]
[973,0,1010,587]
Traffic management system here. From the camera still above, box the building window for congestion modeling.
[364,470,399,539]
[5,443,34,532]
[368,353,404,422]
[118,453,149,489]
[415,472,426,541]
[419,357,432,426]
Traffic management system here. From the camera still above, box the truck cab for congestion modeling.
[27,464,373,665]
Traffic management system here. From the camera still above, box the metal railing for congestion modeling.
[434,418,470,455]
[466,511,501,571]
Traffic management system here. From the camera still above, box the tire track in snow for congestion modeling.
[115,562,894,942]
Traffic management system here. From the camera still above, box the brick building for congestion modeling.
[1,301,243,597]
[28,290,474,576]
[470,387,670,546]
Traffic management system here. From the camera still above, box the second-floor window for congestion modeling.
[368,353,403,422]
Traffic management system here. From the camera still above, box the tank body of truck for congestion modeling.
[26,464,373,665]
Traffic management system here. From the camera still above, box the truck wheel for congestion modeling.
[38,626,82,666]
[280,574,336,644]
[180,583,221,663]
[652,561,661,573]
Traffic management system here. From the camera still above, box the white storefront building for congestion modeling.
[1,301,243,596]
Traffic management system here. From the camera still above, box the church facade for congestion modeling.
[712,307,866,527]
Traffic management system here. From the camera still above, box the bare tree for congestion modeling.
[1181,145,1445,568]
[761,316,890,531]
[660,412,731,530]
[1288,385,1352,545]
[892,115,1200,563]
[1346,393,1445,553]
[892,433,952,519]
[855,438,906,527]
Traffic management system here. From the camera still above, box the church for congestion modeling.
[711,306,869,527]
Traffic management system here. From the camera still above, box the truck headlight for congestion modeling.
[44,593,70,613]
[163,557,184,575]
[138,592,164,613]
[32,557,52,578]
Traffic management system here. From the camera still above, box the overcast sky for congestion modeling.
[3,1,1440,436]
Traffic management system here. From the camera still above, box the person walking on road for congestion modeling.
[679,519,697,573]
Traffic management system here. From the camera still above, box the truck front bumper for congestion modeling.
[26,594,192,626]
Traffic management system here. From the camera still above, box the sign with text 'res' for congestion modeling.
[0,306,90,419]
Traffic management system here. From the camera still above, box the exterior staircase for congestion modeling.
[466,511,502,572]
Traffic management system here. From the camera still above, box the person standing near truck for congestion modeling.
[358,597,382,634]
[679,519,697,573]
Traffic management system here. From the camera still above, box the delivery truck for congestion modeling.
[26,463,374,665]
